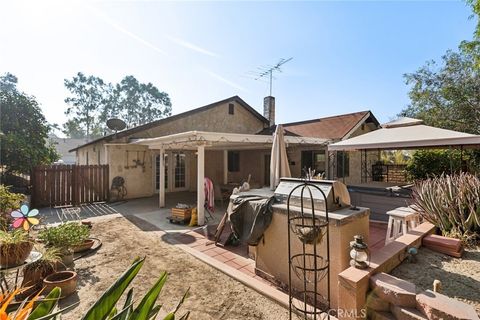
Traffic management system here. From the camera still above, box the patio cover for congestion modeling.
[132,130,328,150]
[328,117,480,151]
[132,131,327,225]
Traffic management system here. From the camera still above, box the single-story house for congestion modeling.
[49,136,86,164]
[70,95,380,223]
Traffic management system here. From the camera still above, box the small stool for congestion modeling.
[385,207,420,244]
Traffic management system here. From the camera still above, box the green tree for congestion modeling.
[0,73,59,174]
[114,75,172,127]
[62,119,86,139]
[64,73,172,138]
[64,72,108,140]
[0,73,17,93]
[400,48,480,134]
[461,0,480,67]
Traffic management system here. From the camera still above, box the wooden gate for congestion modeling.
[31,165,109,208]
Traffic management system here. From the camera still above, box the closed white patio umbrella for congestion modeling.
[270,124,291,190]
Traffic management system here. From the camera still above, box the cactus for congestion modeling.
[412,172,480,244]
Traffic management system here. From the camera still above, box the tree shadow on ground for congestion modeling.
[124,215,162,232]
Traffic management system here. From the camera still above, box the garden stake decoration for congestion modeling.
[11,204,40,230]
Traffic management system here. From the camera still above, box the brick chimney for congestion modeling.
[263,96,275,126]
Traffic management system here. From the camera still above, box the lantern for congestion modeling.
[349,235,369,269]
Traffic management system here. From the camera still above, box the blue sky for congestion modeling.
[0,0,475,133]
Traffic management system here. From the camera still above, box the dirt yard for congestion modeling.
[59,214,288,319]
[391,246,480,315]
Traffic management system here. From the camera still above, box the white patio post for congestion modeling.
[197,144,205,225]
[159,148,165,208]
[223,149,228,185]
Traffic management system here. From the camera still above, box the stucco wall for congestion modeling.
[255,207,370,310]
[112,100,266,143]
[106,144,153,199]
[77,142,106,165]
[287,146,328,178]
[227,149,269,187]
[188,150,224,191]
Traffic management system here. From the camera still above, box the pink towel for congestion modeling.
[204,177,215,212]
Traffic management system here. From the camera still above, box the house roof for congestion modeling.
[329,118,480,151]
[258,111,379,140]
[50,137,85,156]
[70,96,268,152]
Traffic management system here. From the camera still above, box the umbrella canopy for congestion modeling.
[270,124,291,190]
[329,117,480,151]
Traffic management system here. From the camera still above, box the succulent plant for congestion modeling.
[413,172,480,244]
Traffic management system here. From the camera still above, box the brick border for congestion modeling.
[337,222,435,320]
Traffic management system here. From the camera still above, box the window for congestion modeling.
[301,150,326,177]
[228,151,240,172]
[228,103,234,115]
[336,151,350,178]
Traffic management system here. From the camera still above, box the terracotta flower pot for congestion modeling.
[72,239,95,253]
[0,241,34,268]
[43,271,77,298]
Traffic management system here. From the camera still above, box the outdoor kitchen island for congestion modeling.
[233,178,370,311]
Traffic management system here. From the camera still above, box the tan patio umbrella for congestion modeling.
[270,124,291,190]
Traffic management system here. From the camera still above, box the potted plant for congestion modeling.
[43,270,78,298]
[0,229,33,268]
[19,247,61,298]
[38,222,90,266]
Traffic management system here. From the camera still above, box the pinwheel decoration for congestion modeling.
[11,204,40,230]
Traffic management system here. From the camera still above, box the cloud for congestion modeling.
[202,69,247,92]
[166,35,219,58]
[84,3,168,56]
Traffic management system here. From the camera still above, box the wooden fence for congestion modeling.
[31,165,109,208]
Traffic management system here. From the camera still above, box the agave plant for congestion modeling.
[413,172,480,244]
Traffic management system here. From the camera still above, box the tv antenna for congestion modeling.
[250,57,293,96]
[106,118,127,137]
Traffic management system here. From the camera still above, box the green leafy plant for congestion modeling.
[0,229,30,244]
[38,222,90,250]
[405,149,480,180]
[22,247,61,289]
[0,185,25,213]
[413,172,480,244]
[0,185,25,229]
[82,257,190,320]
[0,229,33,267]
[3,258,190,319]
[0,286,77,319]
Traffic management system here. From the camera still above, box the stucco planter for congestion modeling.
[43,271,77,298]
